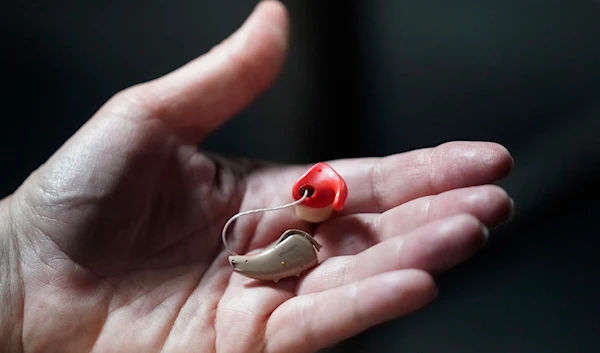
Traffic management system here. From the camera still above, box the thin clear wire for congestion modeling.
[221,190,309,256]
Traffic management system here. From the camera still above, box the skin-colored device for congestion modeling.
[229,229,323,283]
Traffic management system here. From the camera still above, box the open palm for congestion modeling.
[2,2,514,352]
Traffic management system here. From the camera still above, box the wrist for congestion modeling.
[0,196,24,352]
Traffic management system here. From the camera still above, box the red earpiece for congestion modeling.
[291,162,348,222]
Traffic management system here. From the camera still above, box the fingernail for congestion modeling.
[482,224,490,245]
[508,198,515,220]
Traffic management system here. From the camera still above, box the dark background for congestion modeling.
[3,0,600,352]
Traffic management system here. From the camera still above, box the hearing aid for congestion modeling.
[229,229,322,282]
[292,162,348,223]
[221,162,348,283]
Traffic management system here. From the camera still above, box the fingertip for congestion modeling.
[248,0,289,45]
[490,193,515,228]
[125,0,291,142]
[438,213,489,252]
[431,141,514,192]
[482,223,490,245]
[463,141,514,178]
[496,188,515,226]
[508,197,515,221]
[463,141,512,167]
[257,0,290,22]
[488,142,515,176]
[215,0,289,75]
[440,213,482,232]
[473,184,514,227]
[394,269,439,302]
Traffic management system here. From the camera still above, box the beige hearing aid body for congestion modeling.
[229,229,322,283]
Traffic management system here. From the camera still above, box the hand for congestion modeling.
[0,1,514,352]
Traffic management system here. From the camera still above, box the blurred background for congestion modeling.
[2,0,600,352]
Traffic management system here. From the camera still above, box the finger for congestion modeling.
[314,184,513,257]
[266,269,436,353]
[238,162,511,258]
[257,141,513,217]
[328,141,514,215]
[102,0,289,142]
[297,214,486,295]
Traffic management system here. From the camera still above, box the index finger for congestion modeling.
[289,141,514,216]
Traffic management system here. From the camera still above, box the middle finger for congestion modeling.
[313,184,513,259]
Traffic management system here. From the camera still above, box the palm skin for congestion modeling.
[0,2,514,353]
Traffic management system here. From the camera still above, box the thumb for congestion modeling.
[4,0,289,268]
[101,0,289,142]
